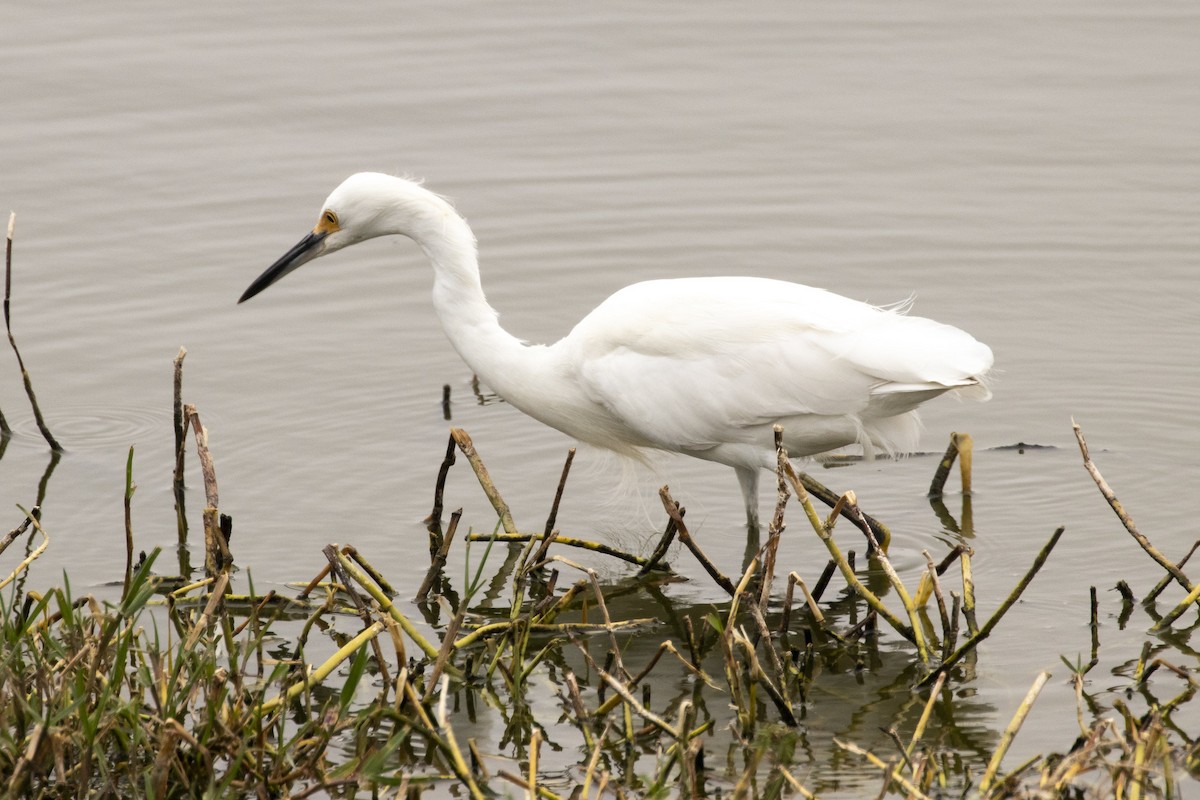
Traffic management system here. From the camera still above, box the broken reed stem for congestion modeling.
[183,405,219,508]
[1073,419,1197,599]
[4,212,62,452]
[659,487,736,595]
[781,571,826,633]
[923,526,1065,686]
[450,427,518,534]
[978,670,1052,794]
[182,404,229,574]
[957,433,974,495]
[928,433,960,498]
[928,431,975,498]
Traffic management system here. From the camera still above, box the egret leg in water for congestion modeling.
[240,173,993,528]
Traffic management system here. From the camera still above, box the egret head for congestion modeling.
[238,172,422,303]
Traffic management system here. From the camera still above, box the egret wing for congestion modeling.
[567,277,991,451]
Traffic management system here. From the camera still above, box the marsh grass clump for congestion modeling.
[0,414,1197,797]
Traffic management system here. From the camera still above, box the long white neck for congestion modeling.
[386,187,540,398]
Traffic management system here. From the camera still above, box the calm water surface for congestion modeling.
[2,3,1198,793]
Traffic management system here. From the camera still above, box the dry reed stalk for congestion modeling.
[757,427,792,609]
[960,548,978,634]
[1145,539,1200,604]
[182,404,230,575]
[835,738,935,800]
[332,547,442,660]
[658,487,736,595]
[579,647,679,738]
[781,571,827,634]
[423,599,467,699]
[323,544,392,691]
[1074,419,1196,598]
[776,767,819,799]
[450,427,518,534]
[527,447,575,570]
[183,569,230,650]
[4,214,61,451]
[0,506,48,592]
[844,491,930,661]
[978,670,1052,794]
[785,460,892,549]
[528,728,540,799]
[0,506,39,558]
[1155,580,1200,631]
[785,476,915,643]
[258,620,386,715]
[907,672,947,759]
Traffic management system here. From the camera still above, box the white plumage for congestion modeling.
[240,173,993,526]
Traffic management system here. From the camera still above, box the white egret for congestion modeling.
[240,173,993,526]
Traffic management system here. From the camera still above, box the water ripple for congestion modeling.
[7,404,173,452]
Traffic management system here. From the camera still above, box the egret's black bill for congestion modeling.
[239,230,328,303]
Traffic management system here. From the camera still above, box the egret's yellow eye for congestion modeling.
[314,209,340,235]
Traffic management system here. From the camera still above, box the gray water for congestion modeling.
[2,2,1198,793]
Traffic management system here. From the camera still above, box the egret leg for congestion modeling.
[735,466,761,531]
